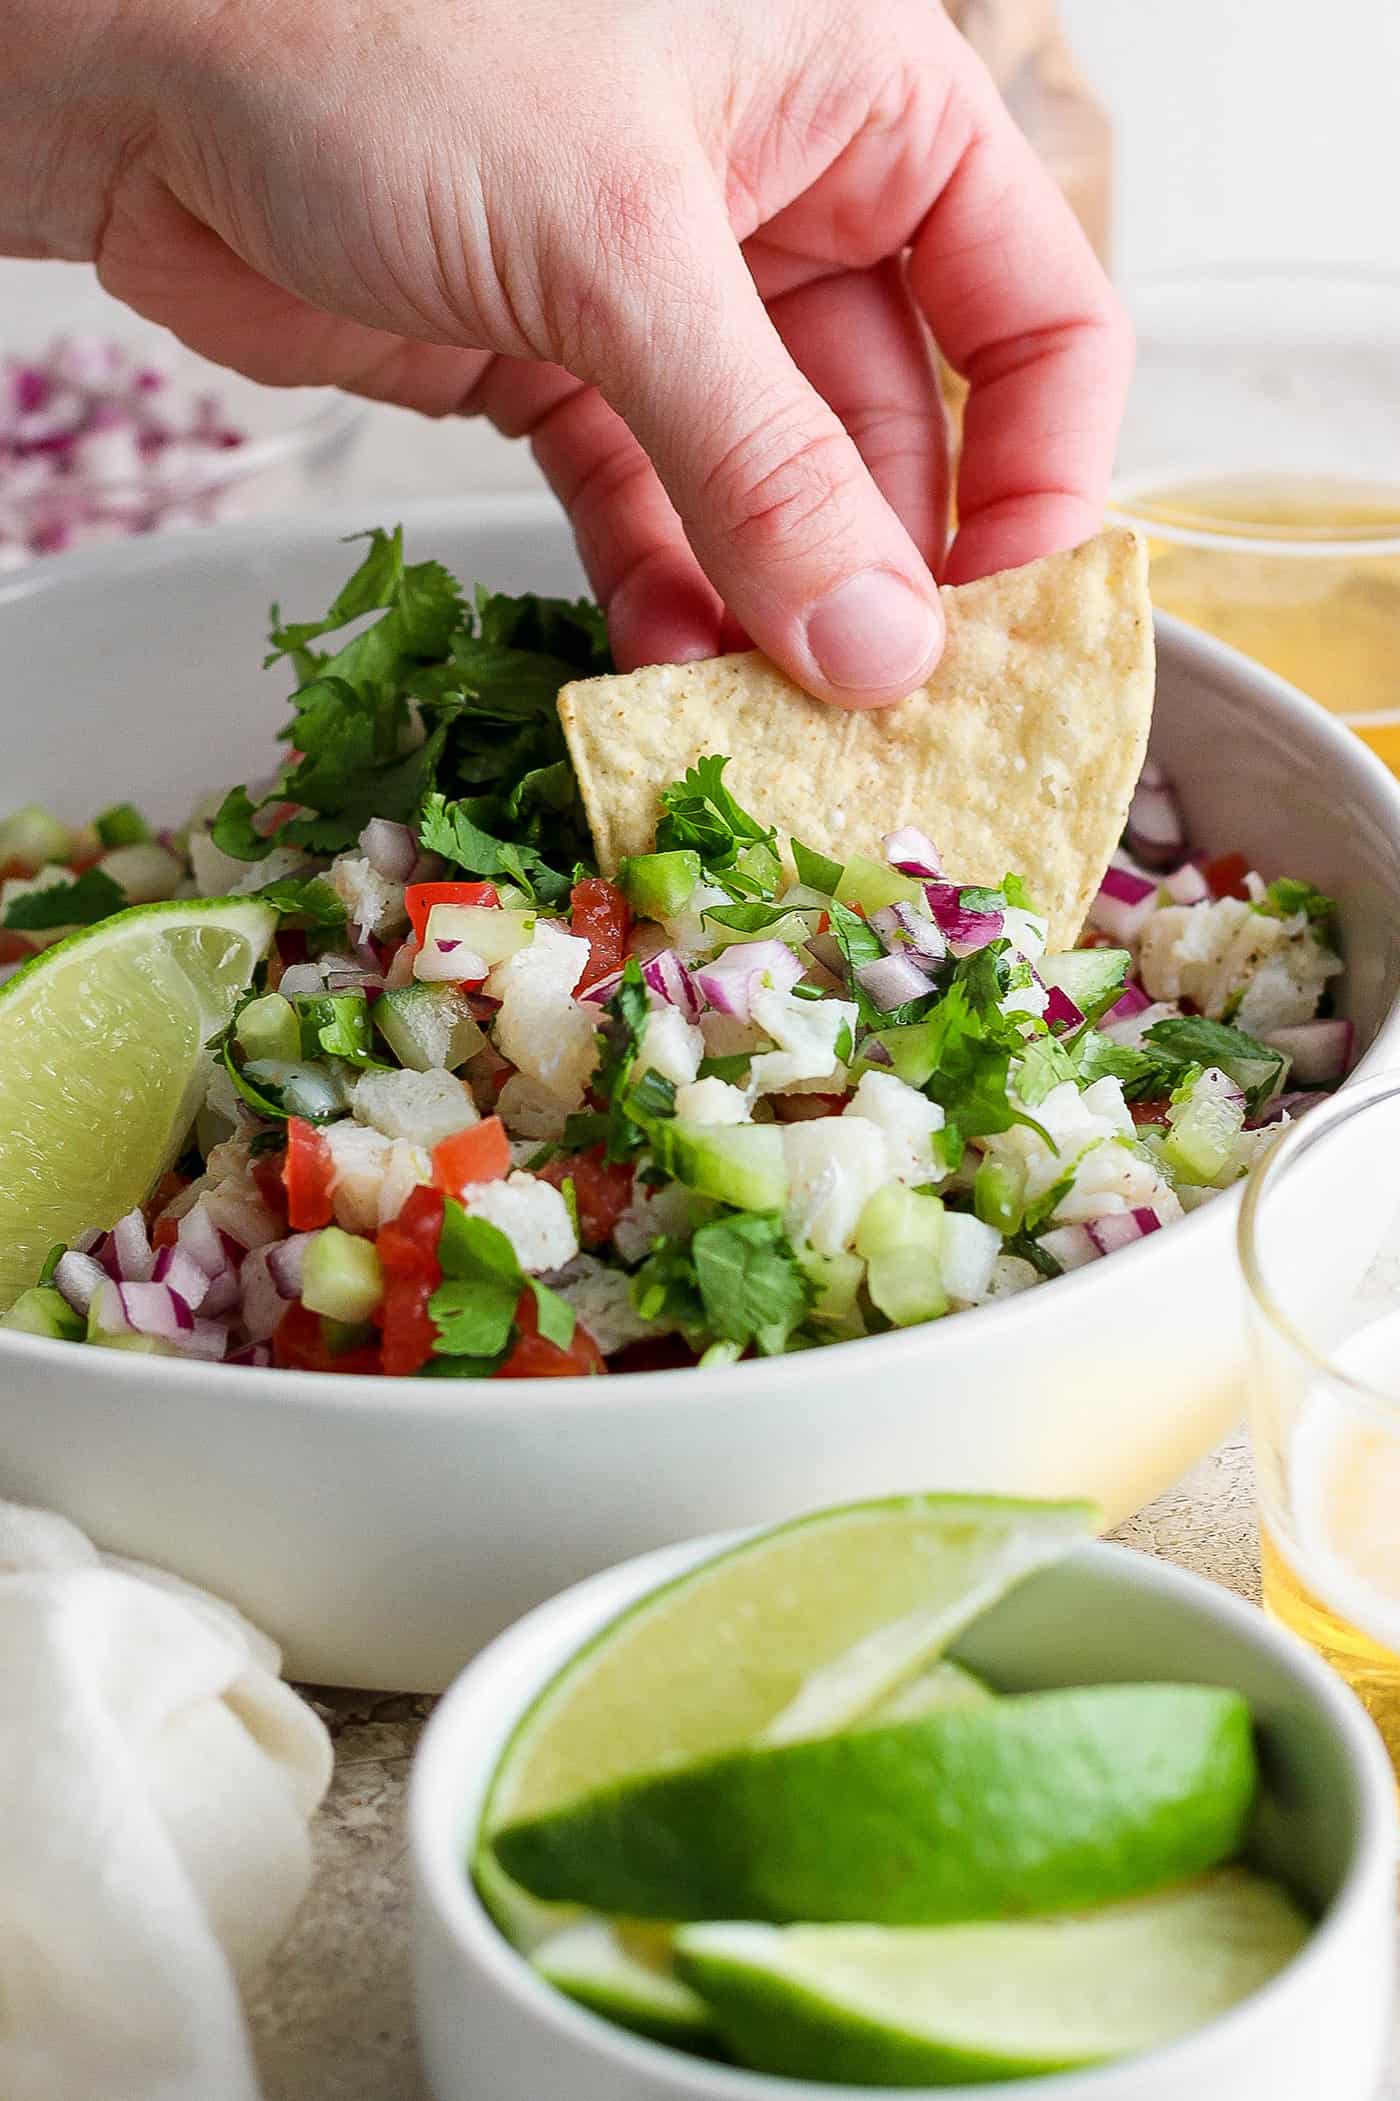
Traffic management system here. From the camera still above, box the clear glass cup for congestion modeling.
[1238,1072,1400,1763]
[1107,264,1400,771]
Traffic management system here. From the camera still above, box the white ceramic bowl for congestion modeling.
[3,497,1400,1690]
[410,1532,1398,2101]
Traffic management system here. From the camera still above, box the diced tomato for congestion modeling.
[0,857,27,883]
[404,880,500,946]
[432,1114,510,1195]
[609,1335,699,1373]
[1130,1097,1175,1127]
[252,1150,290,1216]
[1204,852,1250,902]
[67,850,103,875]
[571,877,631,990]
[143,1168,190,1228]
[273,1300,382,1375]
[282,1118,335,1230]
[152,1215,180,1250]
[0,931,32,965]
[376,1184,445,1279]
[537,1148,635,1246]
[493,1290,607,1378]
[374,1185,446,1374]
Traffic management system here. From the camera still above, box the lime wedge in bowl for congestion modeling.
[475,1494,1095,1950]
[0,898,276,1307]
[674,1869,1310,2085]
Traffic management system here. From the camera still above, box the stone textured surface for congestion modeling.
[243,1430,1397,2099]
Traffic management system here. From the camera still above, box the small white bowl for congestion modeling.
[410,1534,1397,2101]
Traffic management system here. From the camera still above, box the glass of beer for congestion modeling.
[1239,1073,1400,1763]
[1108,265,1400,770]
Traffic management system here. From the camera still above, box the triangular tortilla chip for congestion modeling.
[558,529,1153,950]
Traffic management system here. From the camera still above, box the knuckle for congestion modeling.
[701,408,856,560]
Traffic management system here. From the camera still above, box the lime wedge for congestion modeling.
[476,1495,1094,1946]
[864,1658,992,1724]
[0,899,276,1307]
[532,1921,718,2053]
[491,1683,1255,1925]
[674,1869,1310,2085]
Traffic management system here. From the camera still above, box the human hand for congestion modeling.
[9,0,1131,703]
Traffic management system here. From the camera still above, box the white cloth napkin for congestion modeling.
[0,1500,333,2101]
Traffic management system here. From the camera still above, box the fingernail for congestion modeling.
[804,570,943,698]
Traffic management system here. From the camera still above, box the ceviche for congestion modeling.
[0,531,1349,1377]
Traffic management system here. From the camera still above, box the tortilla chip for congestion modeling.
[558,529,1153,950]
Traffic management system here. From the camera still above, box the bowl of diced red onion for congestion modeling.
[0,259,363,566]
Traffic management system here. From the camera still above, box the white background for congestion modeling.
[1062,0,1400,274]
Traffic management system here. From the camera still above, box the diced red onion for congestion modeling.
[1260,1019,1354,1087]
[579,967,626,1007]
[1038,1224,1102,1271]
[415,940,488,983]
[641,949,704,1021]
[882,827,943,878]
[692,941,804,1022]
[856,951,937,1009]
[266,1232,315,1298]
[200,1267,241,1318]
[176,1204,232,1278]
[1043,984,1085,1034]
[1164,862,1210,906]
[111,1207,154,1284]
[860,1036,894,1067]
[357,817,418,883]
[1102,981,1152,1029]
[924,884,1004,955]
[150,1243,211,1310]
[870,903,947,967]
[185,1319,230,1361]
[1124,770,1186,870]
[804,932,846,978]
[118,1281,194,1337]
[1085,1207,1163,1256]
[1252,1089,1332,1127]
[53,1248,106,1316]
[1087,865,1161,943]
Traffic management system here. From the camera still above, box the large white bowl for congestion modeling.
[410,1532,1397,2101]
[3,497,1400,1691]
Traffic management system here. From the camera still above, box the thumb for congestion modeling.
[592,209,945,708]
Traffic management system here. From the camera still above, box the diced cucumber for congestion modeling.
[799,1248,866,1328]
[375,985,486,1072]
[873,1018,939,1089]
[621,851,702,920]
[736,840,782,895]
[236,992,302,1065]
[1,1284,84,1340]
[973,1153,1026,1234]
[654,1122,788,1211]
[0,804,71,873]
[855,1183,946,1325]
[834,854,924,914]
[1036,948,1131,1023]
[242,1058,348,1122]
[1162,1075,1246,1187]
[94,802,153,849]
[301,1227,384,1324]
[704,909,815,949]
[424,903,535,965]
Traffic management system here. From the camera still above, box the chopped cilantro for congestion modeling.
[293,993,384,1068]
[1141,1015,1286,1113]
[255,874,348,929]
[565,959,675,1161]
[429,1199,576,1368]
[878,979,1053,1151]
[2,867,126,931]
[632,1213,813,1356]
[697,1053,752,1085]
[1255,878,1336,930]
[655,757,780,900]
[791,839,844,895]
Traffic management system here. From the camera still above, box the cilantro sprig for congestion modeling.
[2,868,126,931]
[426,1200,576,1375]
[210,528,608,898]
[633,1213,813,1357]
[562,958,676,1160]
[655,757,781,900]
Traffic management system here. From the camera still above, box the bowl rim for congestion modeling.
[4,493,1400,1407]
[409,1531,1399,2101]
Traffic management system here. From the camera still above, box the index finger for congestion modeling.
[904,95,1133,585]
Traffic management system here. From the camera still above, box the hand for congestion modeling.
[8,0,1131,704]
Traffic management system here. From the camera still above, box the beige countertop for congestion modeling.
[244,1429,1397,2101]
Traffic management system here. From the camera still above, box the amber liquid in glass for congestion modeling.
[1261,1526,1400,1766]
[1130,475,1400,771]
